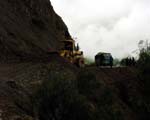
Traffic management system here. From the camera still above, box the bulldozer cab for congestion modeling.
[61,40,74,51]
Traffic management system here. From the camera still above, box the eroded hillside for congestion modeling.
[0,0,71,61]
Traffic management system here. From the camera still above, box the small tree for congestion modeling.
[137,40,150,117]
[138,40,150,54]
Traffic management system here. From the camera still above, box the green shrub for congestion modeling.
[77,71,124,120]
[77,71,100,97]
[33,71,93,120]
[138,52,150,94]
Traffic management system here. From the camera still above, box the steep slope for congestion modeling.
[0,0,75,119]
[0,0,71,61]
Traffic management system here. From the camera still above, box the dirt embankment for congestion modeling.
[0,60,146,120]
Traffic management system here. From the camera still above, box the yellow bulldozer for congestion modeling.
[59,39,85,67]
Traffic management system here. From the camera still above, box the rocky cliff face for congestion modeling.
[0,0,71,60]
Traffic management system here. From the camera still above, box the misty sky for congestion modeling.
[51,0,150,59]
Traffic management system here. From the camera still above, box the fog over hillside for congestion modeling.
[51,0,150,58]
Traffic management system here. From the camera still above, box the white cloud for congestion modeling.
[51,0,150,59]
